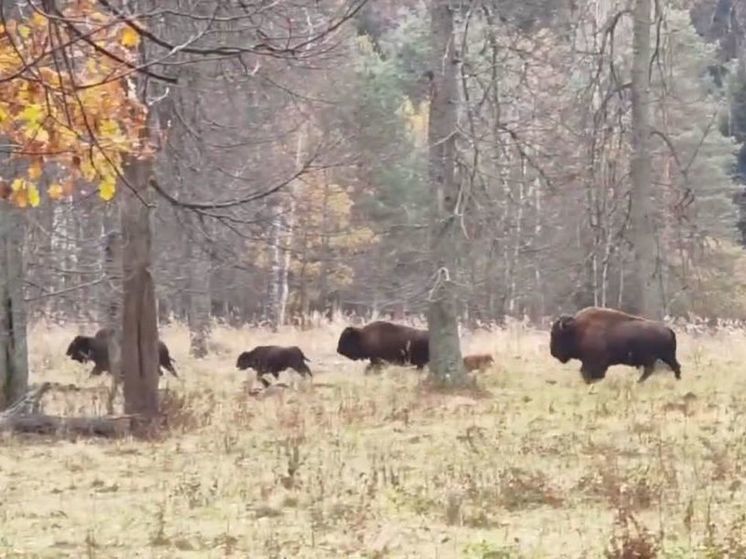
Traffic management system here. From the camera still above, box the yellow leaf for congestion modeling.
[31,12,47,27]
[20,104,44,124]
[98,119,126,146]
[0,104,8,124]
[22,121,49,143]
[80,157,97,182]
[17,24,31,39]
[7,178,39,208]
[120,26,140,48]
[28,159,43,180]
[48,182,64,200]
[99,176,116,201]
[27,183,40,207]
[11,178,25,192]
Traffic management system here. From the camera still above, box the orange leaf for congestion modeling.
[28,159,43,180]
[62,179,75,197]
[48,182,64,200]
[120,26,140,48]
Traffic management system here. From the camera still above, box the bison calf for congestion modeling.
[463,353,494,372]
[66,328,178,378]
[550,306,682,384]
[235,346,312,387]
[336,321,429,373]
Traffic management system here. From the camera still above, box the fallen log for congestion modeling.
[0,414,133,437]
[0,382,134,438]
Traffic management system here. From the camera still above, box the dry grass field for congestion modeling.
[2,319,746,558]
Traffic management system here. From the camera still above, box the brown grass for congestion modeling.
[2,318,746,557]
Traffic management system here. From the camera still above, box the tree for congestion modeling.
[0,201,28,409]
[426,0,467,386]
[629,0,662,319]
[0,2,148,411]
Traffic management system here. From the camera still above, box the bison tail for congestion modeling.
[301,352,311,362]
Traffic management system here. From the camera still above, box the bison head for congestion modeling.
[550,315,577,363]
[337,326,364,360]
[66,335,94,363]
[236,350,257,370]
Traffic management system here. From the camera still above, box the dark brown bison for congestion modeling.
[463,353,494,372]
[549,307,681,384]
[235,346,312,387]
[66,328,178,377]
[336,321,429,372]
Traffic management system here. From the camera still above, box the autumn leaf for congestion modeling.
[9,178,40,207]
[47,182,64,200]
[99,176,116,201]
[27,159,43,180]
[27,183,40,207]
[11,178,25,193]
[31,12,47,27]
[120,26,140,48]
[0,4,149,208]
[61,179,75,197]
[20,104,44,124]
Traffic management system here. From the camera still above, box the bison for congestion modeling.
[66,328,178,378]
[463,353,494,372]
[235,345,312,387]
[336,321,429,372]
[549,307,682,384]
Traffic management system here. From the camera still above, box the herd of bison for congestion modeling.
[64,306,683,387]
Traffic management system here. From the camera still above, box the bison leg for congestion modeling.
[637,363,656,383]
[364,360,383,375]
[258,374,273,388]
[295,364,312,377]
[661,355,682,380]
[580,362,606,384]
[89,365,105,376]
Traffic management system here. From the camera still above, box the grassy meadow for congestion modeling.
[1,318,746,558]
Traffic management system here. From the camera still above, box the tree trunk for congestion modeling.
[629,0,661,319]
[101,217,123,415]
[426,0,466,386]
[0,203,28,410]
[120,155,160,420]
[188,227,211,357]
[267,204,284,332]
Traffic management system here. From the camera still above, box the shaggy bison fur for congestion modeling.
[235,346,312,387]
[463,353,494,372]
[66,328,178,377]
[336,321,429,372]
[550,306,681,384]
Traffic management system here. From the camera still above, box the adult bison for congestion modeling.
[235,345,312,387]
[66,328,178,378]
[336,321,429,372]
[549,307,681,384]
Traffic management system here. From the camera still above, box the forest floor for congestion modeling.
[1,319,746,558]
